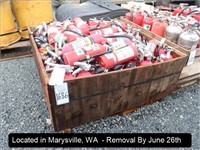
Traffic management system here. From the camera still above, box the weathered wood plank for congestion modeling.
[179,57,200,79]
[0,40,30,50]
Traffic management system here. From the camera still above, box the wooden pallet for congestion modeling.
[0,40,32,61]
[178,57,200,88]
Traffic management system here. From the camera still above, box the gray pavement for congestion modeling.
[0,56,199,150]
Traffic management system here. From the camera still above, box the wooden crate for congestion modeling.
[29,25,187,131]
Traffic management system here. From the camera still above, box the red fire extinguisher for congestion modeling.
[89,27,119,35]
[145,39,158,53]
[173,3,188,16]
[63,20,82,43]
[139,59,152,66]
[47,24,62,46]
[125,12,133,21]
[142,15,153,31]
[193,14,200,22]
[63,44,107,66]
[73,17,90,35]
[88,19,112,28]
[182,6,197,16]
[62,34,104,54]
[132,8,144,26]
[151,18,167,37]
[98,44,138,69]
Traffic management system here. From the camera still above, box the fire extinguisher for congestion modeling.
[137,47,153,66]
[159,47,173,61]
[125,12,133,21]
[77,71,93,77]
[62,34,104,54]
[193,13,200,22]
[88,19,112,29]
[103,34,133,47]
[47,23,63,46]
[145,39,158,53]
[173,3,188,16]
[142,14,153,31]
[185,9,200,22]
[89,26,119,36]
[132,8,144,26]
[63,44,107,66]
[63,20,83,43]
[151,17,167,37]
[98,44,138,69]
[125,8,136,21]
[73,17,90,35]
[182,6,198,16]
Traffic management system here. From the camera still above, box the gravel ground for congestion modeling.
[0,57,199,150]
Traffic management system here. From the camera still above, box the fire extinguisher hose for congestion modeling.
[79,49,113,62]
[111,21,127,33]
[178,7,189,16]
[103,34,133,40]
[185,10,200,16]
[61,29,87,37]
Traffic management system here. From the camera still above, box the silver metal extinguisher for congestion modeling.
[165,17,183,43]
[177,23,199,50]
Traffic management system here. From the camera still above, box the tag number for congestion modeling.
[55,92,68,101]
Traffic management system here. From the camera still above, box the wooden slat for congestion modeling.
[0,40,30,50]
[178,79,200,88]
[28,27,55,127]
[0,50,32,61]
[179,57,200,79]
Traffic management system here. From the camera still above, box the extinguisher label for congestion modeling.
[111,41,127,51]
[81,37,92,47]
[54,83,70,106]
[74,48,85,56]
[84,44,99,52]
[71,37,92,50]
[91,44,99,50]
[115,46,134,61]
[105,53,114,59]
[143,24,151,30]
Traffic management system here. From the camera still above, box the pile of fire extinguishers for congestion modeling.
[33,17,175,80]
[124,4,200,49]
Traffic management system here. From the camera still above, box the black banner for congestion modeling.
[9,133,191,148]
